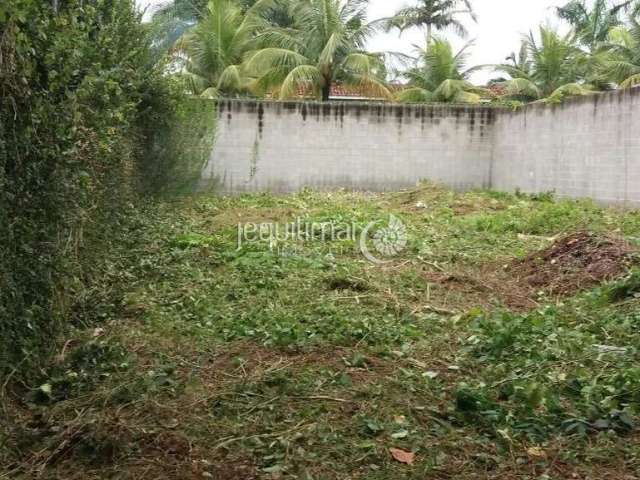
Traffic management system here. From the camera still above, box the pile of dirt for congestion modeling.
[418,232,637,312]
[509,231,637,296]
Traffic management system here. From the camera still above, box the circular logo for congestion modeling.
[360,215,407,264]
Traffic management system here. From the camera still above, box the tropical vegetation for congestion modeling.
[145,0,640,105]
[556,0,634,51]
[495,27,594,103]
[606,15,640,86]
[174,0,270,97]
[493,0,640,104]
[383,0,477,47]
[244,0,390,101]
[396,38,490,103]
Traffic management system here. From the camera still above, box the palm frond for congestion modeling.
[342,52,384,76]
[545,82,595,103]
[395,87,434,103]
[248,66,291,96]
[453,90,482,103]
[341,53,391,99]
[244,48,309,74]
[621,72,640,87]
[217,64,244,92]
[607,60,640,83]
[279,65,323,99]
[433,79,473,102]
[503,78,542,99]
[200,86,220,99]
[318,32,345,69]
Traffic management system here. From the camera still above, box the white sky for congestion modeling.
[136,0,567,84]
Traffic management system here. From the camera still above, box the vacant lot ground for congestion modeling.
[3,184,640,479]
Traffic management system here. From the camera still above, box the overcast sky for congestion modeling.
[136,0,567,84]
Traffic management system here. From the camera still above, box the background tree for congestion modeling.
[240,0,294,27]
[495,27,594,103]
[384,0,477,47]
[148,0,209,58]
[149,0,291,59]
[605,16,640,86]
[493,41,543,102]
[176,0,275,97]
[556,0,633,51]
[244,0,390,101]
[396,38,489,103]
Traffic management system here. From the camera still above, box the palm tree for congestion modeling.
[240,0,294,27]
[149,0,290,59]
[556,0,633,51]
[493,41,543,102]
[605,17,640,87]
[396,38,489,103]
[244,0,390,101]
[177,0,274,97]
[495,27,594,103]
[384,0,477,47]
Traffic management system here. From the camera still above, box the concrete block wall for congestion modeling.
[202,101,496,193]
[491,88,640,205]
[201,87,640,205]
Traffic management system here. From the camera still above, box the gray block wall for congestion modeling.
[201,87,640,205]
[492,88,640,205]
[202,101,496,193]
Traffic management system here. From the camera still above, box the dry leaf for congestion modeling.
[390,447,415,465]
[393,415,407,425]
[526,446,546,458]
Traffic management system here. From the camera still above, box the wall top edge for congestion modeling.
[510,84,640,113]
[214,98,504,111]
[207,84,639,115]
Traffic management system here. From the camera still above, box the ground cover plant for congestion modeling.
[2,183,640,479]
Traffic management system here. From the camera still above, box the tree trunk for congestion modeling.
[426,23,433,49]
[321,82,331,102]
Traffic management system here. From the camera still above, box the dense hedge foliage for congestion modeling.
[138,93,218,194]
[0,0,174,378]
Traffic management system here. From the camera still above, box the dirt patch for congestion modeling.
[212,207,298,228]
[388,183,451,212]
[451,198,507,216]
[508,231,637,296]
[416,232,637,312]
[420,269,539,311]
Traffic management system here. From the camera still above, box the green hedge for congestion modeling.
[138,93,218,195]
[0,0,180,379]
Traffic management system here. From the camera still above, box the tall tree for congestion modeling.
[556,0,633,51]
[244,0,390,101]
[384,0,477,47]
[396,38,489,103]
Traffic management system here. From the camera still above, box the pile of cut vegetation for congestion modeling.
[510,231,637,296]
